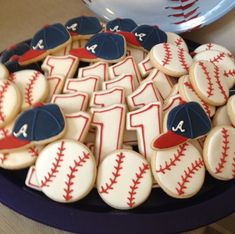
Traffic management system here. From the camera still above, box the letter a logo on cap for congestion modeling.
[13,124,28,138]
[172,121,185,133]
[86,44,98,54]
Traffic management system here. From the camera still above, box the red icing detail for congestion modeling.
[25,71,41,106]
[142,58,154,72]
[166,0,198,11]
[177,48,189,71]
[156,143,188,174]
[28,147,40,157]
[9,55,20,62]
[69,48,97,59]
[215,128,230,174]
[69,31,79,37]
[184,81,211,117]
[0,81,11,123]
[18,49,47,63]
[153,131,188,149]
[63,151,90,201]
[175,158,204,195]
[224,69,235,78]
[198,61,214,98]
[0,154,8,165]
[127,162,149,208]
[41,141,65,187]
[99,152,125,194]
[214,65,228,101]
[175,37,183,47]
[162,43,172,67]
[33,102,44,108]
[8,73,16,82]
[0,127,9,138]
[210,52,225,64]
[0,135,30,150]
[118,31,140,47]
[206,43,213,50]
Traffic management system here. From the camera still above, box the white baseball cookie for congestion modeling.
[0,63,9,80]
[212,105,232,127]
[226,95,235,126]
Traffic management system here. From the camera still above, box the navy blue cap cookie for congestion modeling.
[0,103,66,152]
[19,23,71,65]
[119,25,167,51]
[69,32,126,63]
[65,16,102,40]
[106,18,137,32]
[153,102,211,149]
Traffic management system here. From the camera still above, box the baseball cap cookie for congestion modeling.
[0,103,66,153]
[19,23,71,65]
[106,18,137,32]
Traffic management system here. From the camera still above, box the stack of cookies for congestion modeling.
[0,16,234,210]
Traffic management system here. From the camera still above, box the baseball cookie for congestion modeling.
[151,142,205,198]
[189,61,229,106]
[0,80,21,128]
[0,63,9,80]
[203,126,235,180]
[166,32,188,52]
[212,105,232,127]
[97,149,152,209]
[9,70,48,110]
[149,43,193,77]
[35,139,96,202]
[226,95,235,126]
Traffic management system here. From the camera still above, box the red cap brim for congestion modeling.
[69,48,97,59]
[69,31,79,37]
[18,49,47,63]
[0,135,30,150]
[152,131,188,149]
[118,31,140,47]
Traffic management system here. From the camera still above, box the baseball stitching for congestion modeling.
[28,147,40,158]
[224,69,235,78]
[175,37,183,47]
[178,48,189,71]
[175,158,204,196]
[184,81,211,116]
[41,141,66,187]
[99,152,125,194]
[198,61,214,97]
[0,154,8,165]
[0,81,11,122]
[156,143,188,174]
[214,65,228,101]
[206,43,213,50]
[0,127,9,138]
[25,71,41,106]
[162,43,172,67]
[8,73,16,82]
[127,162,149,208]
[210,52,225,64]
[215,128,229,174]
[63,151,90,201]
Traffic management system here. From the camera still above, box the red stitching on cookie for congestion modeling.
[162,43,172,67]
[176,158,204,196]
[206,43,213,50]
[41,141,65,187]
[156,143,188,174]
[224,69,235,78]
[99,152,125,194]
[0,154,8,165]
[0,127,9,138]
[215,128,230,174]
[184,81,211,116]
[214,65,228,101]
[63,151,90,201]
[178,48,189,71]
[0,81,11,122]
[8,73,16,82]
[28,147,39,158]
[210,52,225,64]
[127,162,149,208]
[175,37,183,47]
[25,71,41,106]
[198,61,213,98]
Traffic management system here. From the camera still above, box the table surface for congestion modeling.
[0,1,234,233]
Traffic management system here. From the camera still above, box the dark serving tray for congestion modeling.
[0,39,234,234]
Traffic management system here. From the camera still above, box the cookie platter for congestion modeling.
[0,16,235,233]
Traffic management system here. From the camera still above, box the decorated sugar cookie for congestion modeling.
[0,103,66,152]
[51,92,89,113]
[212,105,232,127]
[127,81,162,110]
[203,126,235,180]
[19,23,71,65]
[126,46,147,64]
[0,63,9,80]
[90,104,126,165]
[70,32,126,63]
[0,80,21,128]
[35,139,96,202]
[102,74,135,96]
[25,166,42,191]
[90,87,125,108]
[109,56,142,88]
[78,61,109,82]
[151,142,205,198]
[153,102,211,149]
[227,95,235,126]
[178,75,215,117]
[149,43,193,77]
[42,55,79,79]
[97,149,152,209]
[46,76,65,101]
[189,61,229,106]
[106,18,137,33]
[63,76,100,95]
[166,32,188,52]
[193,50,235,88]
[138,56,154,77]
[9,70,48,110]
